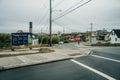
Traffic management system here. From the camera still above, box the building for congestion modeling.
[104,34,109,41]
[96,29,108,40]
[69,33,81,41]
[109,29,120,44]
[86,31,97,43]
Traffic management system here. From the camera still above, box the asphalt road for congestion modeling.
[0,47,120,80]
[60,42,80,50]
[0,60,107,80]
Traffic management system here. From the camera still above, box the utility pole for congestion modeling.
[63,27,65,34]
[49,0,52,47]
[90,23,93,44]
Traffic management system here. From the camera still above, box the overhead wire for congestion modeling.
[52,21,68,33]
[53,0,92,21]
[52,0,65,10]
[55,0,84,17]
[53,21,79,33]
[35,0,49,33]
[53,14,88,32]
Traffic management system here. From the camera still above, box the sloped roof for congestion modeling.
[17,30,23,33]
[113,29,120,38]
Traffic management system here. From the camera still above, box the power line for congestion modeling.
[53,21,79,32]
[52,0,64,10]
[53,0,92,21]
[35,0,49,27]
[53,0,91,21]
[56,15,86,27]
[56,0,84,17]
[37,10,49,27]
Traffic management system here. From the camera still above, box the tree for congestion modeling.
[0,33,11,48]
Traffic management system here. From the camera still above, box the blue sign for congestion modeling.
[12,33,32,45]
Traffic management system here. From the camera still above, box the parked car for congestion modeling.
[59,41,64,44]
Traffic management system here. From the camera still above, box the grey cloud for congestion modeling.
[0,0,120,33]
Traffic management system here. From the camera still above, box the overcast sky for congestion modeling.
[0,0,120,33]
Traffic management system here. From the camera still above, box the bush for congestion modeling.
[37,34,60,44]
[63,40,71,43]
[39,48,54,53]
[52,36,59,44]
[60,36,69,41]
[91,42,120,46]
[37,34,49,44]
[91,42,102,46]
[0,33,11,48]
[105,42,111,46]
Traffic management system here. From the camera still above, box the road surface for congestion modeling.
[0,46,120,80]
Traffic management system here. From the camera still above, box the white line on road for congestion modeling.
[71,59,116,80]
[91,55,120,63]
[17,56,33,63]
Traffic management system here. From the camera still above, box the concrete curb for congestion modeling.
[74,44,91,55]
[0,46,91,71]
[71,50,91,58]
[0,51,39,57]
[0,57,72,71]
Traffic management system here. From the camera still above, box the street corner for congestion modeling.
[68,53,83,57]
[68,49,91,58]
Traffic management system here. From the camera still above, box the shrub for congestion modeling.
[91,42,120,46]
[52,36,59,44]
[37,34,49,44]
[0,33,11,48]
[37,34,60,44]
[39,48,54,53]
[61,36,69,41]
[63,40,71,43]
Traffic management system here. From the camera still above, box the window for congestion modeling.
[109,38,111,40]
[111,32,113,35]
[115,38,117,41]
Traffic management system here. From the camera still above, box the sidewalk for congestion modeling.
[75,42,92,48]
[0,46,90,71]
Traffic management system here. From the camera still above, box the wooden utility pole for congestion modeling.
[63,27,65,34]
[90,23,93,44]
[49,0,52,46]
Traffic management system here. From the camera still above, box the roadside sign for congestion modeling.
[11,33,32,45]
[57,31,61,36]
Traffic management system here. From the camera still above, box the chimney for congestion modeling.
[29,22,32,33]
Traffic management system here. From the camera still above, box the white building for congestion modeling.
[32,39,39,45]
[32,35,39,45]
[105,34,109,41]
[109,29,120,44]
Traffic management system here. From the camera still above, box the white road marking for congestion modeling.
[17,56,33,63]
[71,59,116,80]
[91,55,120,63]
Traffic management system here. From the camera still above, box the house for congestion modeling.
[92,31,97,42]
[96,29,108,40]
[32,35,39,45]
[69,33,81,41]
[86,31,97,43]
[104,34,109,41]
[109,29,120,44]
